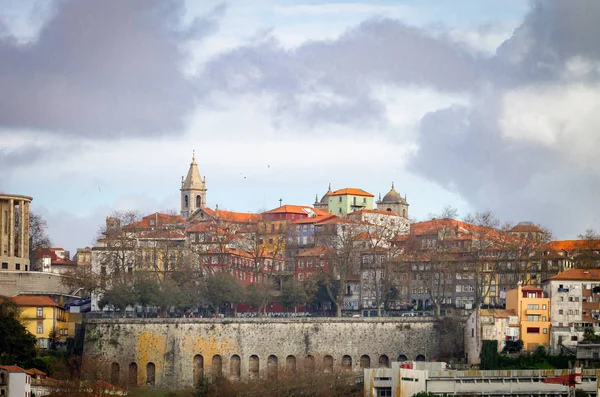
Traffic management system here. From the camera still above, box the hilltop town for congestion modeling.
[2,157,600,396]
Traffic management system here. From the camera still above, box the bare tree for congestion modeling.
[574,228,600,269]
[314,220,363,317]
[28,211,52,265]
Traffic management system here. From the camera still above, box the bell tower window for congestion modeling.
[196,195,201,208]
[185,195,189,208]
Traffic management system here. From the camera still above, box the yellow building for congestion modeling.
[506,285,551,351]
[11,296,70,349]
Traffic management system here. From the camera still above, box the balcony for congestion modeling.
[558,288,570,293]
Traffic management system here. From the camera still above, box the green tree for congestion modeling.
[98,281,136,315]
[480,340,500,370]
[280,280,309,312]
[204,273,243,314]
[0,296,37,367]
[583,328,600,343]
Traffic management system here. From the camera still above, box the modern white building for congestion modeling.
[0,365,32,397]
[545,269,600,354]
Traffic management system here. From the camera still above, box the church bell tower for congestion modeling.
[180,151,207,219]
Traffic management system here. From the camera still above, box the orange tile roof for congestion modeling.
[511,223,543,233]
[480,309,516,318]
[349,209,399,216]
[264,205,321,215]
[10,295,62,308]
[546,240,600,252]
[0,365,31,374]
[202,208,261,223]
[315,217,356,225]
[328,188,374,197]
[291,214,337,224]
[27,368,47,376]
[521,285,543,292]
[124,213,186,229]
[297,246,332,257]
[549,268,600,281]
[353,231,380,241]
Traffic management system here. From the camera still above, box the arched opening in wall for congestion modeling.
[249,355,259,379]
[196,195,201,208]
[415,354,426,362]
[230,355,241,381]
[184,195,189,208]
[378,355,390,368]
[360,355,371,369]
[403,209,406,218]
[323,355,333,373]
[285,355,297,374]
[342,355,352,371]
[110,362,120,385]
[193,355,204,387]
[267,355,278,380]
[386,208,392,212]
[397,355,408,362]
[304,355,315,373]
[212,355,222,381]
[128,362,137,387]
[146,362,155,385]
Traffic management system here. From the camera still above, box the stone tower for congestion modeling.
[180,152,207,219]
[376,182,409,219]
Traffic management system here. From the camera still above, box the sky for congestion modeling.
[1,0,599,253]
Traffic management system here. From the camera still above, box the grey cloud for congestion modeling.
[410,0,600,237]
[198,18,480,127]
[0,0,222,137]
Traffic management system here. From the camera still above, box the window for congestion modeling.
[269,238,273,245]
[376,388,392,397]
[542,304,547,310]
[37,325,43,334]
[307,260,313,268]
[15,263,20,270]
[298,261,303,268]
[542,316,547,321]
[527,327,540,334]
[559,310,563,315]
[339,197,342,203]
[37,307,43,317]
[571,336,578,341]
[543,328,548,334]
[298,273,304,281]
[1,263,7,269]
[527,304,539,310]
[527,315,539,321]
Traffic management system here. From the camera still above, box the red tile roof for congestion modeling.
[297,246,332,257]
[263,205,320,215]
[290,215,337,224]
[521,285,543,292]
[11,295,62,308]
[328,188,374,197]
[549,268,600,281]
[510,223,543,233]
[202,208,261,223]
[546,240,600,252]
[0,365,32,374]
[124,213,186,230]
[353,232,380,241]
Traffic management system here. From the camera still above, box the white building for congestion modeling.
[545,269,600,354]
[464,308,519,364]
[0,365,32,397]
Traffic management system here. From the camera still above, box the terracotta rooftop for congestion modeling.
[549,268,600,281]
[328,188,374,197]
[263,205,322,216]
[480,309,516,318]
[546,240,600,252]
[0,365,32,374]
[297,246,332,257]
[291,214,337,224]
[521,285,543,292]
[510,222,543,233]
[202,207,261,223]
[10,295,62,308]
[124,213,186,230]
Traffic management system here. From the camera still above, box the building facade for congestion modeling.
[180,154,207,219]
[10,296,68,349]
[0,194,32,272]
[326,188,374,216]
[506,285,551,351]
[0,365,32,397]
[464,308,519,364]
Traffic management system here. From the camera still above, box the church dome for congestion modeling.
[381,182,404,203]
[318,183,332,204]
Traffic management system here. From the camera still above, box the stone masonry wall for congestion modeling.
[83,318,443,389]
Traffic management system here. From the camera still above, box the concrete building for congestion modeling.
[31,248,77,274]
[464,308,519,365]
[545,269,600,354]
[0,365,32,397]
[0,194,32,272]
[506,285,551,351]
[364,362,599,397]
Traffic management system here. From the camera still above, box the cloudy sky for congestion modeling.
[1,0,598,252]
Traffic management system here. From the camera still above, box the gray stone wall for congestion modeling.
[83,318,444,389]
[0,271,71,296]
